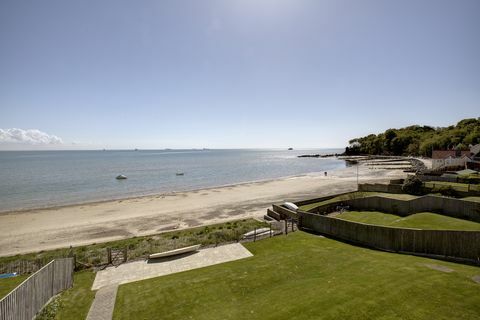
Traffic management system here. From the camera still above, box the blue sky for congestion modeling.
[0,0,479,149]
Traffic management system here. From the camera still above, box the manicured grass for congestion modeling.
[336,211,480,230]
[0,274,28,299]
[114,232,480,320]
[36,271,95,320]
[299,192,418,212]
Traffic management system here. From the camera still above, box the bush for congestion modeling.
[402,176,424,195]
[438,186,458,198]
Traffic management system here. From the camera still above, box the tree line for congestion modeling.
[345,118,480,157]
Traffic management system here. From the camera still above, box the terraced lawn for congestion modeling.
[113,232,480,320]
[299,192,418,212]
[335,211,480,230]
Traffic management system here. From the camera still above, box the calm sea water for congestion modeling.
[0,149,345,212]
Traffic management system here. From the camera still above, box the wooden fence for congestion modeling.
[0,259,48,275]
[300,212,480,264]
[308,196,480,223]
[0,258,74,320]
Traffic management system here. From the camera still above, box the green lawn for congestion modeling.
[36,271,95,320]
[299,192,418,212]
[0,274,28,299]
[114,232,480,320]
[335,211,480,230]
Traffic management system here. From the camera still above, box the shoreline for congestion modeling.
[0,165,406,257]
[0,170,339,216]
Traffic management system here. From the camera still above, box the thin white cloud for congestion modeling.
[0,128,63,145]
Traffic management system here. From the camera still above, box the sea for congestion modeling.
[0,149,345,212]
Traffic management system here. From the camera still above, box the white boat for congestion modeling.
[243,227,271,238]
[116,174,127,180]
[149,244,201,259]
[283,202,298,211]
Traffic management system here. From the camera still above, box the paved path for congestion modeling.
[86,284,118,320]
[92,243,253,290]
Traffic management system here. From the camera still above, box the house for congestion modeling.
[431,144,480,170]
[432,150,470,169]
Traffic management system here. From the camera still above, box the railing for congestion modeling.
[0,258,74,320]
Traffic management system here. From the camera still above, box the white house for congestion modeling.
[431,144,480,170]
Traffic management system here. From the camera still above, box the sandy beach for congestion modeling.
[0,165,406,256]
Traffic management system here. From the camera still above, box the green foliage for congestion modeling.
[345,118,480,156]
[0,219,267,270]
[401,176,424,195]
[437,186,459,198]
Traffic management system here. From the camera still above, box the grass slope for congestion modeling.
[36,271,95,320]
[299,192,418,212]
[114,232,480,320]
[0,274,28,299]
[335,211,480,230]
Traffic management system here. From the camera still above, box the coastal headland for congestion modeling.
[0,165,406,256]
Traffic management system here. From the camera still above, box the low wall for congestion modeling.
[0,258,74,320]
[300,212,480,264]
[266,208,281,221]
[294,191,354,207]
[310,196,480,222]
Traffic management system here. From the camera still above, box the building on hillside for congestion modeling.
[470,144,480,155]
[431,144,480,170]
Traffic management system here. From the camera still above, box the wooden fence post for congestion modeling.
[253,228,257,242]
[107,248,112,265]
[284,220,288,235]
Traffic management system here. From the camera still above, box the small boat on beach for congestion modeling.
[116,174,127,180]
[243,227,271,239]
[149,244,201,259]
[0,272,17,279]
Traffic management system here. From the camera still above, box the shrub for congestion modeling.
[438,186,458,198]
[402,176,424,195]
